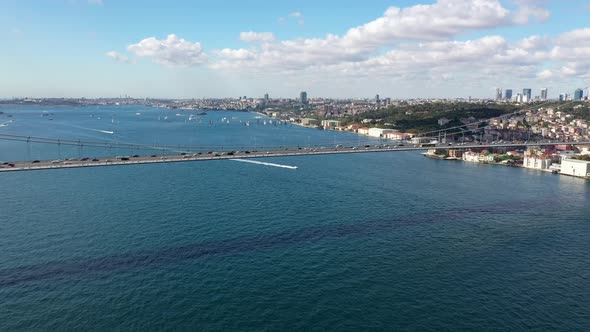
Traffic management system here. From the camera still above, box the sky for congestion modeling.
[1,0,589,99]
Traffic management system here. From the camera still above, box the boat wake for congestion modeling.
[230,159,298,170]
[54,122,115,135]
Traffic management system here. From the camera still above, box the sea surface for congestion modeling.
[0,105,589,331]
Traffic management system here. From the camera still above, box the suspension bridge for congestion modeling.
[0,132,587,172]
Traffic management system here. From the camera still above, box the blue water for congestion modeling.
[0,105,381,161]
[1,106,589,330]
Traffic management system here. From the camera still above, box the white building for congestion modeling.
[321,120,341,129]
[368,128,394,138]
[357,127,370,135]
[523,155,552,170]
[462,151,481,163]
[385,132,412,141]
[560,159,590,177]
[300,118,319,126]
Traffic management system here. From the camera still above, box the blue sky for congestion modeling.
[1,0,590,99]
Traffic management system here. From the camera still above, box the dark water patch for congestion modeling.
[0,200,548,288]
[0,201,546,287]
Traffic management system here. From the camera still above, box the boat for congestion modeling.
[197,112,207,116]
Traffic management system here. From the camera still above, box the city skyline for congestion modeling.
[1,0,590,98]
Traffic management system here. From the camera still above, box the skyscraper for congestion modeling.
[495,88,502,100]
[264,93,269,102]
[375,94,380,103]
[300,91,308,105]
[505,89,513,100]
[574,89,584,101]
[559,93,567,102]
[523,88,532,101]
[540,88,548,101]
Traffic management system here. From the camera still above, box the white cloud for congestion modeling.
[215,0,553,74]
[537,69,553,79]
[343,0,511,46]
[127,34,207,67]
[512,0,550,24]
[217,48,256,60]
[516,35,548,51]
[106,51,130,63]
[240,31,275,43]
[88,0,103,5]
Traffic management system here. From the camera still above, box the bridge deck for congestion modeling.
[1,142,587,172]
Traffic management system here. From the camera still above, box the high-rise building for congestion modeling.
[559,93,567,102]
[540,88,548,101]
[523,89,532,101]
[375,94,380,103]
[574,89,584,101]
[495,88,502,100]
[300,91,308,105]
[505,89,513,100]
[264,93,269,102]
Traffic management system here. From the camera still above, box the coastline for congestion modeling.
[421,152,590,179]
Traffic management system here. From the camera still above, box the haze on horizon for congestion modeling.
[1,0,589,99]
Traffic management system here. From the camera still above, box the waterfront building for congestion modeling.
[321,120,341,129]
[368,128,394,138]
[505,89,513,100]
[448,149,463,159]
[300,91,308,105]
[561,158,590,177]
[462,151,482,163]
[574,89,584,101]
[523,155,552,170]
[357,127,370,135]
[541,88,548,101]
[384,132,412,141]
[410,137,431,144]
[300,118,319,126]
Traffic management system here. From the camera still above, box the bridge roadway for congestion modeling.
[1,142,588,173]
